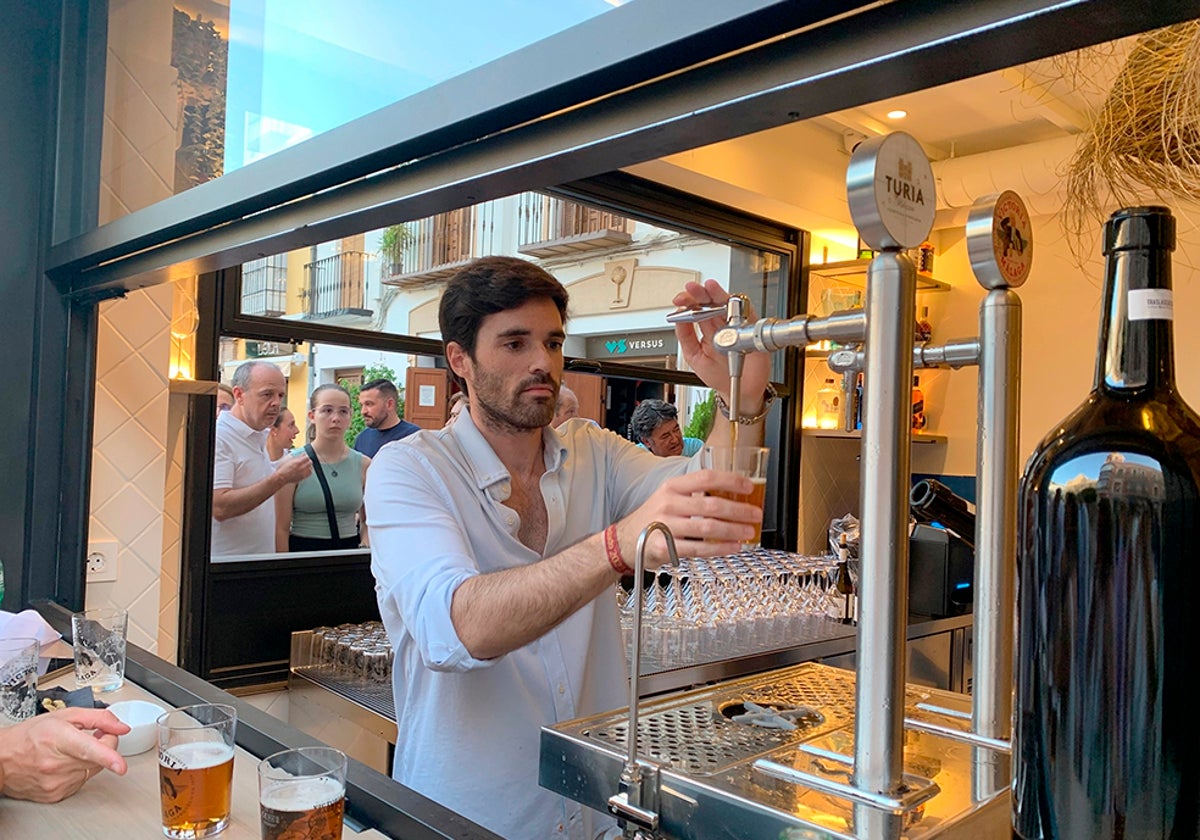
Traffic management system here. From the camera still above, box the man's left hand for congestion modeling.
[672,279,772,414]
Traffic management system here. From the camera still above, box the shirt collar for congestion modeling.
[449,407,568,501]
[219,409,270,445]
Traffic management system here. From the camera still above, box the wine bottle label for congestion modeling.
[1128,288,1173,321]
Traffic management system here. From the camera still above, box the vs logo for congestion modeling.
[605,338,628,354]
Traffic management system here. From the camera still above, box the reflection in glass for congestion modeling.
[103,2,626,220]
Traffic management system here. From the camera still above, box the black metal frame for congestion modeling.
[48,1,1198,301]
[46,0,1194,668]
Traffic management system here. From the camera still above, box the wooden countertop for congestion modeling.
[0,669,386,839]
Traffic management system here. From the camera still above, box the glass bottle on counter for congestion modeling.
[1013,206,1200,839]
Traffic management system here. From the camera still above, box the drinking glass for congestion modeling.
[258,746,347,840]
[71,607,128,693]
[157,703,238,839]
[701,445,770,548]
[0,637,38,726]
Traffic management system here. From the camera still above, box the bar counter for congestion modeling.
[19,603,503,840]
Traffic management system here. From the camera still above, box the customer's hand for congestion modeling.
[612,469,761,567]
[274,451,314,485]
[0,707,129,802]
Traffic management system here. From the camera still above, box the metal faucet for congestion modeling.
[605,521,679,839]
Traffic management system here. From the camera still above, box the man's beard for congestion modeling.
[471,368,557,432]
[363,412,385,429]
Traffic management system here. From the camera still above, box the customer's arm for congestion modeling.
[213,453,311,522]
[0,708,129,803]
[274,481,297,551]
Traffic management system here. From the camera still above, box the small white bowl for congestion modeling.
[108,699,166,756]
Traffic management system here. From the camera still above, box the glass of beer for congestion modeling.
[156,703,238,839]
[701,445,770,548]
[258,746,347,840]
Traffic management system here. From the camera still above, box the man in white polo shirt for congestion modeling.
[211,361,312,556]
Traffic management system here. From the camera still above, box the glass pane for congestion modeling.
[101,0,626,222]
[235,192,790,382]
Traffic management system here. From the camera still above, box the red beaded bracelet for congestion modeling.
[604,524,632,576]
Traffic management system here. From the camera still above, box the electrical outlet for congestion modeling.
[86,540,118,582]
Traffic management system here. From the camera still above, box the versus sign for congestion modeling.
[586,329,678,359]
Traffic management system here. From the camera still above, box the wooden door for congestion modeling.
[405,367,450,429]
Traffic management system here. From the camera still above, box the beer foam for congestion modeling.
[161,741,234,770]
[260,776,344,811]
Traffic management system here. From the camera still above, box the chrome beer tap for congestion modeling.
[605,522,679,839]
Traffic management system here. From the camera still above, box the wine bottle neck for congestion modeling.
[1096,247,1176,394]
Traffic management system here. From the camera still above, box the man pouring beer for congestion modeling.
[365,256,770,839]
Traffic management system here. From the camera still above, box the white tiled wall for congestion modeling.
[89,288,172,654]
[88,3,181,658]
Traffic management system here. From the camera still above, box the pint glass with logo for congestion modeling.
[157,703,237,839]
[258,746,347,840]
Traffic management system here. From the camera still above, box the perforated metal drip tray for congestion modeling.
[541,662,1009,839]
[292,664,396,721]
[583,662,863,777]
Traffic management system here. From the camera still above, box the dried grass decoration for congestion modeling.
[1064,21,1200,254]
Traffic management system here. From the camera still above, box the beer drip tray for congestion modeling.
[292,665,395,721]
[581,665,865,776]
[541,661,1010,839]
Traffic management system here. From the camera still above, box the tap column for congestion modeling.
[843,131,937,829]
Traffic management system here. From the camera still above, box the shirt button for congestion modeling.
[558,683,565,695]
[556,824,564,833]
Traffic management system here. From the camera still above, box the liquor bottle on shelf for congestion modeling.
[1013,206,1200,839]
[914,305,933,343]
[815,378,841,429]
[911,376,926,430]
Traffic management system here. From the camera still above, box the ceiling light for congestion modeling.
[886,109,908,120]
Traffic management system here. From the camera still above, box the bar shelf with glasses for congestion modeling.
[619,549,852,676]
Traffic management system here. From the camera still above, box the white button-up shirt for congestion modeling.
[211,410,275,556]
[365,412,691,839]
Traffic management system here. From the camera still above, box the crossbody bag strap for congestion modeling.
[303,443,341,541]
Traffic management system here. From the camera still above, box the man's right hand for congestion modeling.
[0,708,129,802]
[611,469,762,568]
[274,452,313,485]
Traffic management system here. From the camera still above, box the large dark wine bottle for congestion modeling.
[1013,206,1200,839]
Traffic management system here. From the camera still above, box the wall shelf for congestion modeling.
[811,259,950,292]
[803,429,947,445]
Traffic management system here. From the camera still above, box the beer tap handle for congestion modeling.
[665,304,727,324]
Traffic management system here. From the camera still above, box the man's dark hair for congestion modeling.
[629,399,678,444]
[438,256,569,393]
[360,378,399,404]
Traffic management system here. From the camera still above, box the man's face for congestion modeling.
[358,388,395,429]
[233,366,286,431]
[553,391,579,427]
[450,298,564,431]
[645,418,685,457]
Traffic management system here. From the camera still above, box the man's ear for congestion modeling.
[445,342,472,383]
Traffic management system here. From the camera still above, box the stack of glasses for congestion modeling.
[619,548,851,672]
[307,621,394,686]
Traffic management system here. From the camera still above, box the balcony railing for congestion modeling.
[517,193,633,258]
[303,251,373,319]
[382,202,501,288]
[241,254,288,317]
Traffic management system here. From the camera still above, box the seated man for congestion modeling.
[629,398,705,457]
[0,707,128,802]
[365,255,770,839]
